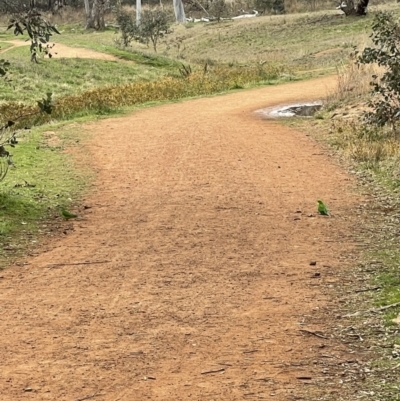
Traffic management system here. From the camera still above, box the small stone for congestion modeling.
[310,261,317,266]
[24,388,33,392]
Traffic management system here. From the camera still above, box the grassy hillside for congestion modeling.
[55,4,398,69]
[2,4,399,104]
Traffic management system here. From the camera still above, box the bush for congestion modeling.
[209,0,229,21]
[116,10,136,46]
[0,10,57,183]
[254,0,285,14]
[117,7,173,52]
[357,12,400,133]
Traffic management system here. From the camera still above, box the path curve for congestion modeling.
[0,40,120,61]
[0,76,360,401]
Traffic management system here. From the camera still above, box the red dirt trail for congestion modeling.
[0,76,360,400]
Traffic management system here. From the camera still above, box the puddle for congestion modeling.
[256,101,323,118]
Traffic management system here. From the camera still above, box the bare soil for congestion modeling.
[0,76,363,400]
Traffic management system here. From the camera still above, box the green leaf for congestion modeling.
[51,26,61,34]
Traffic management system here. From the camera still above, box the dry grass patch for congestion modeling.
[328,58,379,105]
[0,62,285,127]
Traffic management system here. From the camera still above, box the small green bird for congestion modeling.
[61,207,78,220]
[317,200,329,216]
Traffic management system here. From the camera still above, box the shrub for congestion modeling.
[254,0,285,14]
[209,0,229,21]
[0,9,57,182]
[357,12,400,133]
[117,7,173,52]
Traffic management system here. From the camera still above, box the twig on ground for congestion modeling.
[372,302,400,312]
[47,261,111,269]
[201,368,225,374]
[74,393,100,401]
[299,329,327,339]
[355,286,381,293]
[343,302,400,317]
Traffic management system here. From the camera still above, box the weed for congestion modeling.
[357,11,400,133]
[327,58,378,105]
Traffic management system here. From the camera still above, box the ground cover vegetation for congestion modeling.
[2,0,400,398]
[0,6,392,105]
[0,7,90,267]
[285,11,400,399]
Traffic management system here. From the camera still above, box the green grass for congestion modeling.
[0,44,178,103]
[154,10,373,69]
[0,31,17,41]
[0,7,379,105]
[0,62,286,129]
[0,122,92,268]
[0,41,13,52]
[370,249,400,321]
[55,27,182,68]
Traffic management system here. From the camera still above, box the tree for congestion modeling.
[173,0,186,23]
[85,0,105,30]
[0,60,11,78]
[134,0,185,24]
[357,12,400,132]
[0,0,66,13]
[336,0,369,16]
[117,8,173,52]
[84,0,120,30]
[0,8,56,182]
[7,9,60,62]
[209,0,228,22]
[0,79,54,182]
[255,0,284,14]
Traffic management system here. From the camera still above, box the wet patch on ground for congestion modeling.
[256,101,323,118]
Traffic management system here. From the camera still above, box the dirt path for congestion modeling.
[0,76,361,401]
[0,40,119,61]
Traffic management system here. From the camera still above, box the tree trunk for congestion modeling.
[84,0,93,28]
[136,0,141,26]
[173,0,186,23]
[84,0,107,30]
[356,0,369,15]
[85,0,97,29]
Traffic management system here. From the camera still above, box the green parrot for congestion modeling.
[317,200,329,216]
[61,207,78,220]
